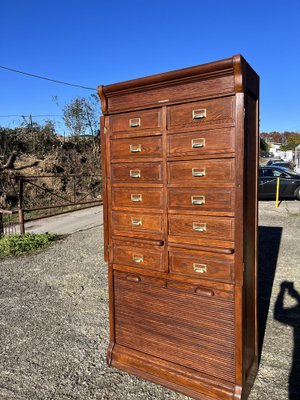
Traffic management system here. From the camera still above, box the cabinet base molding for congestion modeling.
[110,344,254,400]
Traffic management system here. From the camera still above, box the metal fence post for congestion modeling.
[18,178,25,234]
[0,212,3,235]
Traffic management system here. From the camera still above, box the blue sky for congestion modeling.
[1,0,299,133]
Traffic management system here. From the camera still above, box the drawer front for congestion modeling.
[169,250,234,282]
[112,211,163,235]
[168,159,234,185]
[169,215,234,242]
[167,127,235,156]
[113,243,164,271]
[111,162,162,183]
[110,109,161,133]
[114,271,236,382]
[112,188,163,209]
[168,188,234,211]
[111,136,162,159]
[167,96,234,130]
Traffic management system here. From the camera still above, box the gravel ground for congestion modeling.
[0,201,299,400]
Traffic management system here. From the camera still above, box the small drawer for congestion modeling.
[112,188,163,209]
[111,136,162,159]
[167,96,234,131]
[168,159,234,185]
[167,127,235,156]
[110,109,161,133]
[169,249,234,282]
[112,211,163,235]
[168,188,234,211]
[113,241,164,272]
[169,214,234,242]
[111,162,162,183]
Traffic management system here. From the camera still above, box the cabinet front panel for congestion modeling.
[169,215,234,242]
[168,159,235,185]
[112,187,163,209]
[111,136,162,159]
[114,271,236,382]
[167,127,235,156]
[110,109,161,133]
[112,211,163,235]
[113,243,164,272]
[167,96,234,130]
[107,75,235,112]
[111,162,163,183]
[168,187,235,211]
[169,250,234,282]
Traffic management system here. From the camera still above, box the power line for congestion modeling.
[0,65,97,91]
[0,114,62,117]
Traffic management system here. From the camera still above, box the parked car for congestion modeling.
[259,166,300,200]
[266,159,295,170]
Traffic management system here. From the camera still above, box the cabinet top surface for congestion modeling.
[98,54,259,114]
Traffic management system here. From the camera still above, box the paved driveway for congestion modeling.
[0,200,299,399]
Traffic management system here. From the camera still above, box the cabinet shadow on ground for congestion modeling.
[258,226,282,356]
[258,226,300,399]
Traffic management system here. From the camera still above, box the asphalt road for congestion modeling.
[0,200,299,399]
[24,206,103,235]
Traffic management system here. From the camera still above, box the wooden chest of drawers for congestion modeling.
[99,55,259,400]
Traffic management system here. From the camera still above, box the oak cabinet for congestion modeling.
[99,54,259,400]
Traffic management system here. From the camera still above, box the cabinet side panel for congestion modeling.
[100,116,109,261]
[243,92,259,379]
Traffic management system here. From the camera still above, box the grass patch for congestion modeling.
[0,233,59,257]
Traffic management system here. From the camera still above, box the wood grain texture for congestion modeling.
[167,96,235,130]
[168,187,235,212]
[168,158,235,186]
[112,187,163,210]
[169,249,234,282]
[111,135,162,159]
[111,162,163,184]
[110,108,161,133]
[167,127,235,157]
[114,271,236,382]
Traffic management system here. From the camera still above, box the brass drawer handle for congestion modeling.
[192,168,206,177]
[191,195,205,205]
[132,254,144,263]
[130,169,141,178]
[131,217,142,226]
[131,194,142,202]
[130,144,141,153]
[193,263,207,273]
[193,222,207,232]
[192,138,205,148]
[192,109,207,119]
[129,118,141,127]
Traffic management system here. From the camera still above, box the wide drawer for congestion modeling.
[168,159,234,185]
[168,187,234,211]
[169,249,234,282]
[168,214,234,242]
[111,162,162,184]
[112,211,163,235]
[112,187,163,209]
[110,109,161,133]
[111,136,162,159]
[167,127,235,156]
[167,96,234,131]
[114,271,236,382]
[113,240,164,272]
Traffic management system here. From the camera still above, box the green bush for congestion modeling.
[0,233,58,257]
